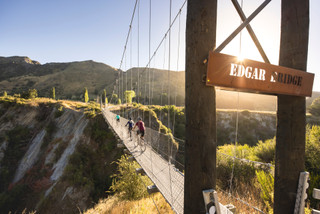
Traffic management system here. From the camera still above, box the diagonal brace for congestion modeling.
[214,0,271,53]
[231,0,270,63]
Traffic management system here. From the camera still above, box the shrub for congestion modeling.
[0,184,29,213]
[42,121,57,149]
[54,105,64,118]
[305,125,320,209]
[124,90,136,104]
[21,89,38,99]
[308,97,320,116]
[51,87,55,100]
[109,155,151,200]
[252,138,276,163]
[306,125,320,172]
[111,94,118,104]
[0,126,32,191]
[84,101,101,118]
[84,87,89,103]
[255,169,274,212]
[54,141,68,162]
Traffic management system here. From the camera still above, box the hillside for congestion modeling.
[1,56,319,111]
[0,56,118,100]
[0,96,122,213]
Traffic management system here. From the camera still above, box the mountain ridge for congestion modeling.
[1,56,319,111]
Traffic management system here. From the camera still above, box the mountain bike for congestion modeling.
[136,130,146,152]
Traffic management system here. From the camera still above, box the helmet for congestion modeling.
[129,117,132,120]
[138,117,142,120]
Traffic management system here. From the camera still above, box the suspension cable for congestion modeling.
[119,0,138,70]
[137,0,140,104]
[229,0,244,200]
[138,0,187,77]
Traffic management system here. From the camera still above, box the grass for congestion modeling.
[84,193,174,214]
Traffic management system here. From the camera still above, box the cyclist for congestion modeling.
[133,117,145,141]
[115,114,120,123]
[125,117,134,140]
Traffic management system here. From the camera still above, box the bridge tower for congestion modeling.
[185,0,218,213]
[185,0,310,213]
[275,1,309,213]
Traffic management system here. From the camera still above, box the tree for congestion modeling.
[109,155,149,200]
[105,97,108,104]
[21,89,37,99]
[51,87,55,100]
[117,98,121,105]
[124,90,136,104]
[111,94,118,104]
[103,89,107,104]
[84,88,89,103]
[308,97,320,116]
[3,91,7,97]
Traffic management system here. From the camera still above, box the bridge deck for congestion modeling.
[102,107,232,214]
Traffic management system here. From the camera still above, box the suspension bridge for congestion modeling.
[102,106,233,214]
[104,0,313,213]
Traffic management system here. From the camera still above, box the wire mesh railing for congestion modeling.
[102,106,184,214]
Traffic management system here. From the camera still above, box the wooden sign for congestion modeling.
[206,51,314,97]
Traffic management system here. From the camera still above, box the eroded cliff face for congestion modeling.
[0,98,120,213]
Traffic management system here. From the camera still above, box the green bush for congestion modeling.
[0,184,29,213]
[252,138,276,163]
[0,126,32,191]
[308,97,320,116]
[306,125,320,172]
[54,105,64,118]
[84,87,89,103]
[255,169,274,212]
[54,141,69,162]
[109,155,151,200]
[218,143,254,159]
[21,89,38,99]
[84,101,101,118]
[305,125,320,208]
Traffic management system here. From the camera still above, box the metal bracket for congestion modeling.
[203,189,221,214]
[294,171,309,214]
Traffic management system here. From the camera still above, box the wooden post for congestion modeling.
[185,0,217,213]
[274,1,309,213]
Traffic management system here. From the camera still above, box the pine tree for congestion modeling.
[28,89,37,99]
[105,97,108,104]
[124,90,136,104]
[84,88,89,103]
[117,98,121,105]
[51,87,56,100]
[103,89,107,103]
[111,94,118,104]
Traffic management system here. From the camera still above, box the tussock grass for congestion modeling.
[84,193,174,214]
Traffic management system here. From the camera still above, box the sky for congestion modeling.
[0,0,319,91]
